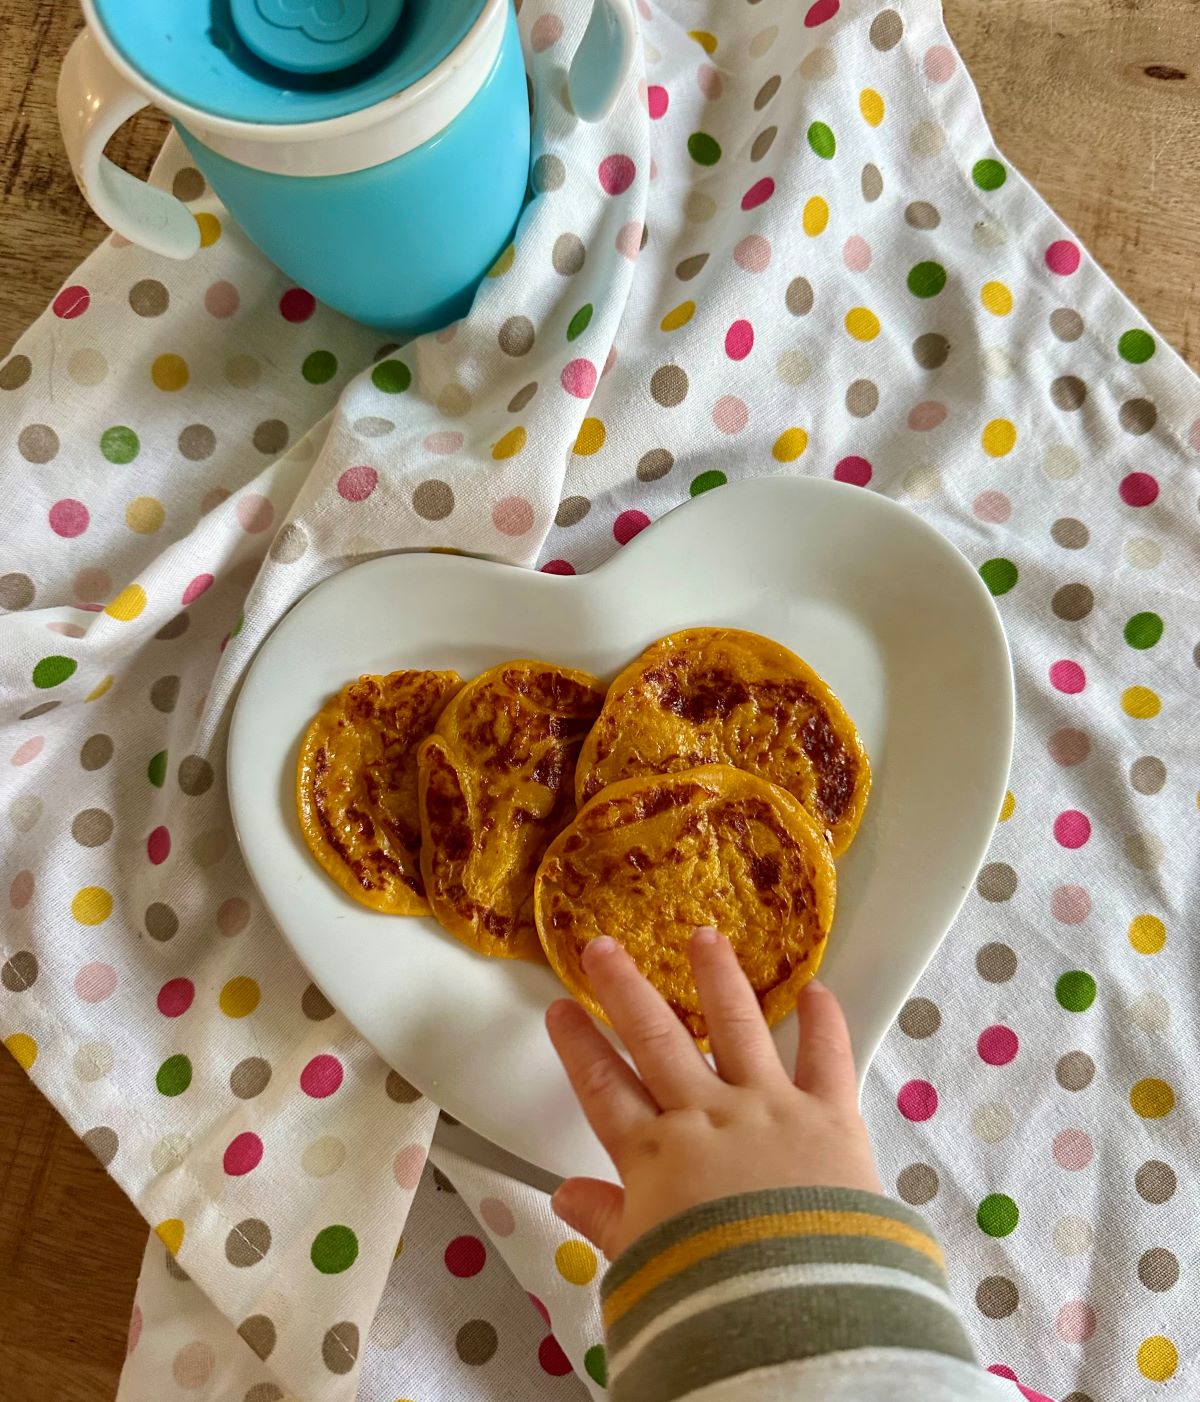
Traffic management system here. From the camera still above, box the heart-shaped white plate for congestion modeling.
[228,478,1013,1179]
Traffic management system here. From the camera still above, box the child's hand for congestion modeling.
[545,926,882,1259]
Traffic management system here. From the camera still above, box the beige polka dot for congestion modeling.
[145,902,179,942]
[1130,756,1166,794]
[1050,308,1084,341]
[74,1040,114,1082]
[68,348,108,385]
[676,253,709,281]
[972,219,1007,249]
[785,278,814,316]
[0,354,33,390]
[156,613,190,641]
[977,862,1016,901]
[976,941,1018,981]
[976,1276,1018,1318]
[637,448,674,482]
[908,122,945,158]
[245,1385,284,1402]
[1124,537,1161,569]
[1139,1247,1179,1291]
[508,381,538,413]
[903,464,941,500]
[1051,376,1087,411]
[800,47,836,80]
[552,233,586,275]
[81,1126,118,1166]
[1,951,37,992]
[1053,1216,1093,1255]
[456,1319,498,1365]
[870,9,903,49]
[684,191,717,222]
[971,1101,1013,1143]
[269,521,308,564]
[1056,1051,1095,1091]
[845,379,879,417]
[178,755,214,795]
[776,349,813,386]
[437,383,471,417]
[18,424,58,463]
[150,1132,190,1173]
[302,1135,346,1176]
[1129,990,1169,1033]
[1044,444,1080,480]
[9,795,43,832]
[225,354,261,389]
[178,424,215,460]
[1124,831,1164,871]
[72,809,113,847]
[0,572,35,611]
[532,154,565,192]
[1136,1160,1175,1204]
[749,24,777,57]
[1052,583,1093,621]
[912,333,950,370]
[192,827,229,867]
[1051,517,1088,549]
[172,1341,215,1389]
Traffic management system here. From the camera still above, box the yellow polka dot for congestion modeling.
[85,675,114,702]
[1137,1336,1178,1382]
[999,791,1016,822]
[155,1218,185,1255]
[844,307,880,342]
[4,1032,37,1070]
[1122,686,1160,719]
[573,417,606,455]
[1129,914,1166,955]
[859,88,884,127]
[660,301,695,332]
[980,280,1013,316]
[772,428,808,462]
[125,497,165,533]
[492,427,527,460]
[981,418,1017,457]
[151,354,189,391]
[688,29,717,54]
[803,196,829,237]
[194,212,221,247]
[72,886,113,925]
[104,583,147,621]
[1130,1078,1174,1118]
[555,1239,598,1285]
[486,244,515,278]
[219,977,261,1018]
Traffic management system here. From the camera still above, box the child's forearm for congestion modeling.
[601,1185,1016,1401]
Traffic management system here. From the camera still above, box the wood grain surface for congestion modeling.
[1,2,1197,1398]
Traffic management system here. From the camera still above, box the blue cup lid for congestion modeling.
[230,0,406,76]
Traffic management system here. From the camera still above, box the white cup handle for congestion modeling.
[57,27,200,259]
[568,0,638,123]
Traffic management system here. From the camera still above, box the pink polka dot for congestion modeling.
[733,234,772,273]
[530,1294,551,1327]
[204,281,239,318]
[897,1079,938,1121]
[713,395,749,434]
[603,346,618,376]
[973,490,1012,523]
[742,178,775,211]
[843,235,872,272]
[53,285,90,319]
[127,1304,142,1356]
[445,1235,487,1277]
[907,400,948,431]
[493,496,535,536]
[480,1197,515,1236]
[647,84,669,118]
[337,466,378,502]
[724,321,754,361]
[435,322,458,345]
[10,870,34,910]
[1054,810,1091,848]
[616,222,644,260]
[697,65,722,99]
[977,1025,1019,1065]
[1044,240,1081,276]
[614,510,650,545]
[147,826,171,865]
[217,897,250,936]
[236,494,274,532]
[11,736,44,767]
[834,456,873,487]
[47,622,86,638]
[541,559,575,575]
[74,961,117,1002]
[49,499,89,538]
[1119,472,1158,507]
[804,0,839,25]
[539,1335,573,1377]
[1053,1128,1094,1171]
[1049,659,1086,694]
[599,154,636,196]
[923,45,956,83]
[157,977,194,1018]
[560,359,597,398]
[223,1131,263,1176]
[279,288,315,322]
[182,574,214,606]
[1051,884,1092,924]
[423,431,463,455]
[530,13,562,50]
[649,157,659,182]
[393,1144,426,1189]
[987,1366,1055,1402]
[300,1053,344,1098]
[1057,1301,1097,1344]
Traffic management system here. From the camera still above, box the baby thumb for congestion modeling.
[551,1177,625,1260]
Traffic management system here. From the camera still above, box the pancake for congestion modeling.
[419,660,606,960]
[575,627,870,856]
[536,764,837,1044]
[296,669,462,915]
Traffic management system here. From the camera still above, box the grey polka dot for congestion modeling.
[977,862,1017,902]
[498,316,535,356]
[238,1315,277,1360]
[245,1386,284,1402]
[650,364,688,407]
[1051,518,1088,549]
[1138,1246,1179,1291]
[145,902,179,942]
[637,448,674,482]
[898,997,940,1038]
[552,232,586,275]
[456,1319,498,1365]
[412,479,454,521]
[230,1056,272,1099]
[19,701,58,720]
[676,253,709,282]
[352,416,394,438]
[164,1251,190,1282]
[178,755,214,795]
[322,1321,359,1374]
[156,612,190,641]
[302,982,335,1020]
[178,424,216,460]
[1050,308,1084,342]
[0,354,32,390]
[870,9,903,50]
[976,1276,1018,1318]
[0,572,35,611]
[386,1069,421,1103]
[1050,376,1087,411]
[80,734,113,770]
[82,1126,118,1166]
[150,675,180,712]
[1130,756,1166,794]
[1119,398,1156,434]
[845,380,879,417]
[252,419,289,455]
[72,809,113,847]
[976,942,1017,982]
[786,278,814,316]
[896,1163,938,1205]
[269,522,309,564]
[905,201,940,229]
[1052,583,1093,621]
[1062,1395,1095,1402]
[1,951,37,992]
[18,424,58,463]
[225,354,261,389]
[532,153,565,192]
[172,167,206,201]
[751,126,777,162]
[555,496,591,527]
[225,1218,272,1267]
[860,163,883,202]
[1056,1051,1095,1091]
[912,332,950,369]
[129,279,169,317]
[1048,727,1089,766]
[754,74,781,108]
[440,1110,460,1127]
[1136,1159,1176,1203]
[508,381,538,413]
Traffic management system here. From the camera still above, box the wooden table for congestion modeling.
[1,3,1197,1398]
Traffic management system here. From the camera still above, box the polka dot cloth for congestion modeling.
[2,4,1196,1401]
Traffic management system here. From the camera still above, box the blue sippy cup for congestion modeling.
[57,0,636,332]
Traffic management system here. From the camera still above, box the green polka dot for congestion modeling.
[907,262,947,298]
[1124,612,1163,649]
[371,359,411,394]
[32,655,76,689]
[148,749,168,787]
[567,304,594,342]
[1056,970,1096,1012]
[687,132,721,166]
[807,121,836,159]
[979,558,1018,595]
[302,350,338,385]
[156,1054,192,1096]
[100,426,140,464]
[977,1194,1018,1237]
[584,1344,607,1386]
[311,1225,359,1274]
[1118,329,1155,364]
[231,612,244,638]
[690,470,727,496]
[972,158,1006,191]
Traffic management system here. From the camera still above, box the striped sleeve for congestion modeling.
[600,1186,986,1402]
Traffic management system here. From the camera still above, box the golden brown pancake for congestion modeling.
[419,661,606,960]
[536,764,837,1044]
[296,670,462,915]
[575,627,870,856]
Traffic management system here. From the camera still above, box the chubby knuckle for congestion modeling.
[575,1056,617,1101]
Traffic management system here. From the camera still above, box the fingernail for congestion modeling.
[585,936,618,962]
[692,925,719,945]
[808,977,826,991]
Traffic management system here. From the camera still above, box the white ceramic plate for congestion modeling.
[229,479,1013,1180]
